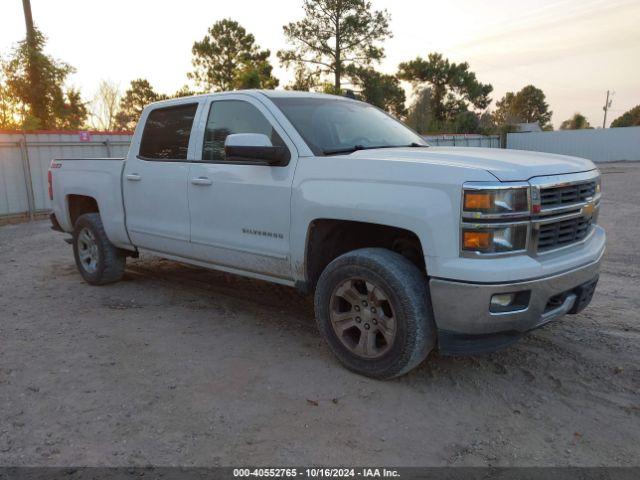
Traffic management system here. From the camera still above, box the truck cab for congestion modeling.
[49,90,605,379]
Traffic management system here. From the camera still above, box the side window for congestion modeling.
[202,100,286,161]
[139,103,198,160]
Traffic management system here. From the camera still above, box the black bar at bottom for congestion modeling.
[0,467,638,480]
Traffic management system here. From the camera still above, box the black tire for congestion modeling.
[314,248,436,379]
[72,213,126,285]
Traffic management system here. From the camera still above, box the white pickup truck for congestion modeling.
[49,90,605,379]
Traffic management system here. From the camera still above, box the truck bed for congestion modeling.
[49,157,133,250]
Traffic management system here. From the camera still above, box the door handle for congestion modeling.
[191,177,213,186]
[126,173,141,181]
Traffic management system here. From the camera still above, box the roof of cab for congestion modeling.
[146,89,353,108]
[257,90,348,100]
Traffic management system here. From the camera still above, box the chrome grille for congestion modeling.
[537,216,593,252]
[540,181,596,209]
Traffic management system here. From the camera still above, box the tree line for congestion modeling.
[1,0,639,133]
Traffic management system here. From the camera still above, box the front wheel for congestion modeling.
[73,213,126,285]
[314,248,436,379]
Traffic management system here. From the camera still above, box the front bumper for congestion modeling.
[429,251,603,354]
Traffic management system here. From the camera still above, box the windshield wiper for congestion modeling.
[323,145,373,155]
[323,144,426,155]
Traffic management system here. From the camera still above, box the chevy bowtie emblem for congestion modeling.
[583,202,595,216]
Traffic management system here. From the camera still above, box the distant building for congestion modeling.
[515,122,542,132]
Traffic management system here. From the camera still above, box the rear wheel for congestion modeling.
[314,248,436,379]
[73,213,126,285]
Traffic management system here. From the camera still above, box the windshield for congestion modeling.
[269,97,428,155]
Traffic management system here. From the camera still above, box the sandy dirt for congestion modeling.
[0,162,638,467]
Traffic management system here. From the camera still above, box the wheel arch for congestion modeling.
[302,218,427,291]
[63,190,133,251]
[67,194,100,227]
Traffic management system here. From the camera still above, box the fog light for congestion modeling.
[491,293,515,308]
[490,291,531,313]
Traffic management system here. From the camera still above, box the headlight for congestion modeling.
[462,224,528,254]
[462,185,529,219]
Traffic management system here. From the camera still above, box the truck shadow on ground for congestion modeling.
[114,255,636,404]
[125,256,315,321]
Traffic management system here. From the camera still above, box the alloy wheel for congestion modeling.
[77,227,99,273]
[329,278,397,359]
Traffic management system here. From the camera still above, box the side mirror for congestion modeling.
[224,133,289,166]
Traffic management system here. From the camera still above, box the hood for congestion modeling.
[346,146,596,181]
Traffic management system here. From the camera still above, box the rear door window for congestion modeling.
[139,103,198,160]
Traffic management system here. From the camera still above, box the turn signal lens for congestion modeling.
[464,192,493,210]
[47,170,53,200]
[463,231,492,250]
[462,225,528,254]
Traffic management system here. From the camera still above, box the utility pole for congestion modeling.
[21,0,48,126]
[22,0,35,45]
[602,90,614,128]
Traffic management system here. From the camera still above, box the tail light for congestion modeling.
[48,161,61,200]
[48,170,53,200]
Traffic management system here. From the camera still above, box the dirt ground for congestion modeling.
[0,161,638,467]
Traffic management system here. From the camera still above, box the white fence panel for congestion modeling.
[0,131,132,217]
[507,127,640,162]
[0,138,30,217]
[424,134,501,148]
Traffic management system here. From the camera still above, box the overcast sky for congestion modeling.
[1,0,639,128]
